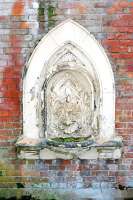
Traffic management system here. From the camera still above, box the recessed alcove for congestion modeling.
[16,19,122,159]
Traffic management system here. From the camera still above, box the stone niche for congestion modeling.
[16,19,123,159]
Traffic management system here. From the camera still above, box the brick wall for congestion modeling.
[0,0,133,199]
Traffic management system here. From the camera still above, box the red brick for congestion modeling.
[107,33,133,40]
[115,122,127,129]
[127,66,133,72]
[124,153,133,158]
[0,135,16,140]
[5,48,22,54]
[12,1,24,16]
[111,20,128,27]
[111,53,133,59]
[62,160,71,165]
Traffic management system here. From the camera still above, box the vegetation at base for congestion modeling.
[0,194,61,200]
[51,136,92,143]
[0,170,6,176]
[16,183,25,188]
[0,197,57,200]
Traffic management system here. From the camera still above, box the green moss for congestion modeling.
[0,189,80,200]
[0,170,6,176]
[48,5,56,18]
[47,5,56,28]
[38,3,44,17]
[0,161,16,176]
[16,183,25,188]
[51,136,91,143]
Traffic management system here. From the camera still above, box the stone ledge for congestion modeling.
[16,136,123,160]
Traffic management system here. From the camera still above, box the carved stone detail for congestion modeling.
[18,20,123,160]
[46,70,93,138]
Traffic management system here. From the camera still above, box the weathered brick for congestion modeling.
[0,0,132,196]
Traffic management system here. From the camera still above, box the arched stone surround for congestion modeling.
[17,19,122,159]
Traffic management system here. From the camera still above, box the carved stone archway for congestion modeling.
[17,19,122,159]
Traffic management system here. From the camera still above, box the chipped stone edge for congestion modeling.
[16,136,123,160]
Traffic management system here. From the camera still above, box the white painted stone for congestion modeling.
[18,146,122,160]
[78,148,98,159]
[22,19,115,143]
[40,149,73,160]
[18,150,39,159]
[32,2,39,9]
[16,20,123,159]
[113,149,122,159]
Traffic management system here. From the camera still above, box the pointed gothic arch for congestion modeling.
[22,19,116,145]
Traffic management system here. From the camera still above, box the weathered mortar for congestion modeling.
[0,0,133,199]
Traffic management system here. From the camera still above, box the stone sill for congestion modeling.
[16,136,123,160]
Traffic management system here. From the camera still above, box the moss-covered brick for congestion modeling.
[0,170,6,176]
[48,5,56,18]
[38,3,44,17]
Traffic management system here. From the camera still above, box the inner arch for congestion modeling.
[45,70,94,139]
